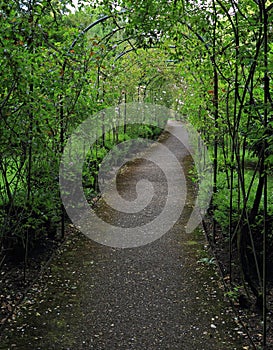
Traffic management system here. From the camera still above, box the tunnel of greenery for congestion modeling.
[0,0,273,347]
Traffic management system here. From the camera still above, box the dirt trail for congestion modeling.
[1,121,252,349]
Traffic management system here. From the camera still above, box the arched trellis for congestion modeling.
[47,4,272,347]
[58,10,136,237]
[71,2,273,348]
[0,2,272,347]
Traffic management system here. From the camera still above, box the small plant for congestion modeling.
[224,285,242,302]
[197,257,216,265]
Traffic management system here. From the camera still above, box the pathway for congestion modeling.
[1,121,252,349]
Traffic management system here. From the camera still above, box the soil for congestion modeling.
[0,121,258,349]
[203,217,273,349]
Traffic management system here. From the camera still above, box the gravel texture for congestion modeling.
[0,121,253,349]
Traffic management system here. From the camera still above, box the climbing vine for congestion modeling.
[1,0,273,347]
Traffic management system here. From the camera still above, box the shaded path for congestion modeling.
[1,121,252,349]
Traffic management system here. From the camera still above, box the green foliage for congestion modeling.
[197,257,216,266]
[224,285,243,302]
[213,168,273,232]
[0,0,169,258]
[1,3,272,329]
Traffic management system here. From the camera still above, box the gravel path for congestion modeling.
[1,121,252,349]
